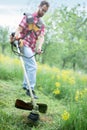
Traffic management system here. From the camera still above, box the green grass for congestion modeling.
[0,79,66,130]
[1,79,86,130]
[0,54,87,130]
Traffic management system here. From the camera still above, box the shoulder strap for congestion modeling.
[24,13,34,24]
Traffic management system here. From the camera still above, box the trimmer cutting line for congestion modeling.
[12,40,47,124]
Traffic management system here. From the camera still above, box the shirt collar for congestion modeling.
[32,12,39,18]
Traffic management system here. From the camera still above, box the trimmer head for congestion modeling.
[27,112,40,127]
[15,99,48,113]
[28,112,39,122]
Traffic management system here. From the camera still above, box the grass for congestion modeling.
[0,54,87,130]
[0,79,66,130]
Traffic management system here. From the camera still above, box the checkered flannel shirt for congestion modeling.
[19,12,45,52]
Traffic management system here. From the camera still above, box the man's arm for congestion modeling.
[15,15,27,39]
[15,26,23,39]
[10,26,23,44]
[37,34,44,54]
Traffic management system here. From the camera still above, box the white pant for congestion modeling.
[22,46,37,90]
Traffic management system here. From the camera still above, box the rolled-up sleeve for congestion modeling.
[19,16,27,29]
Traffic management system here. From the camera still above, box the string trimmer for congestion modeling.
[11,39,47,124]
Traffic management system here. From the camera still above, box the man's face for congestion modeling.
[38,5,48,17]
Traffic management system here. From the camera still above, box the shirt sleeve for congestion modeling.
[19,15,27,29]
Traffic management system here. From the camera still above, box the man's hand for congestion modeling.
[19,39,24,47]
[37,47,42,54]
[10,32,15,44]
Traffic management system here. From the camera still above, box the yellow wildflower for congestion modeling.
[75,95,79,101]
[75,90,80,101]
[68,77,75,85]
[80,76,87,84]
[55,82,60,88]
[61,110,70,121]
[75,88,87,101]
[53,89,60,95]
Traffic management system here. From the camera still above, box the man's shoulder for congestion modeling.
[23,13,34,24]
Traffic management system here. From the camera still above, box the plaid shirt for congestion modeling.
[19,12,45,52]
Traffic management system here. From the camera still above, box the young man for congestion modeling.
[15,1,49,99]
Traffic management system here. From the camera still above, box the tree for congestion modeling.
[0,26,9,54]
[41,4,87,71]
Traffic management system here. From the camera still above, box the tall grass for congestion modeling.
[0,54,23,80]
[0,54,87,130]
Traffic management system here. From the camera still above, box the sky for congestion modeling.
[0,0,87,31]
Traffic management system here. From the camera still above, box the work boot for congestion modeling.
[26,89,30,96]
[26,90,38,99]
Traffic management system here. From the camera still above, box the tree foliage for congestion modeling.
[42,4,87,71]
[0,26,9,54]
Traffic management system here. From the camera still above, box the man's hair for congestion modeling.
[39,0,50,8]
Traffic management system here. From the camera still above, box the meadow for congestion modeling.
[0,54,87,130]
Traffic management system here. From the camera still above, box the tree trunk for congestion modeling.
[62,59,66,68]
[73,62,76,71]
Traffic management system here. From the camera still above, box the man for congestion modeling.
[15,1,49,99]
